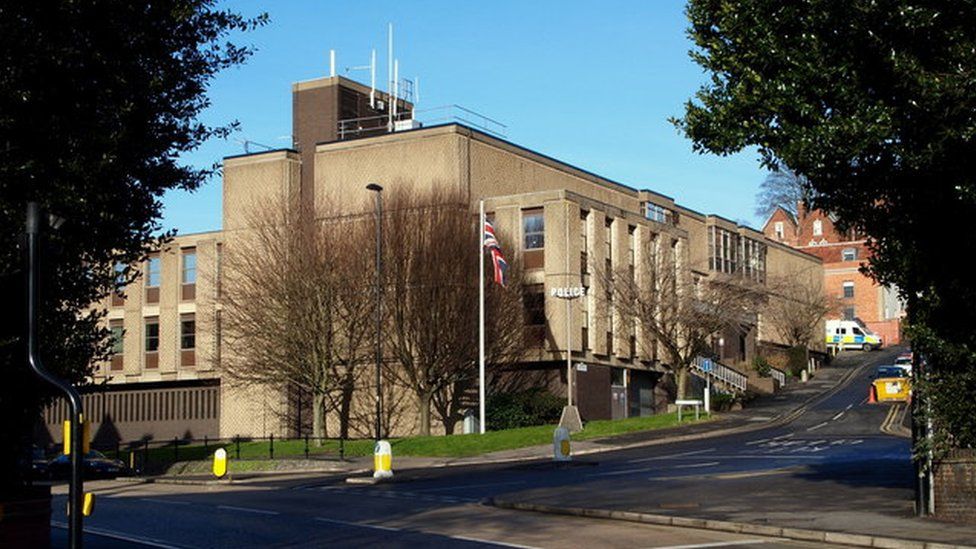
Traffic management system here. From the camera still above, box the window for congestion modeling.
[522,210,544,249]
[852,327,864,336]
[842,248,857,261]
[110,322,124,355]
[642,202,674,224]
[114,262,126,287]
[580,211,589,274]
[843,281,855,299]
[812,219,823,236]
[145,318,159,352]
[181,249,196,284]
[146,255,161,287]
[774,221,784,240]
[523,291,545,326]
[611,368,625,387]
[843,307,855,321]
[180,314,196,350]
[708,226,739,274]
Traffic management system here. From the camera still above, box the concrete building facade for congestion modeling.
[40,75,824,444]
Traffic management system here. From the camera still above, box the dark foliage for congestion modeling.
[486,389,565,431]
[675,0,976,450]
[0,0,266,491]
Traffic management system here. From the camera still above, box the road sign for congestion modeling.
[701,358,713,373]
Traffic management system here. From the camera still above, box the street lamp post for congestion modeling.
[366,183,384,441]
[25,202,84,548]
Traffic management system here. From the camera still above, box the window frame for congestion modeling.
[522,210,545,250]
[181,248,197,285]
[144,318,160,353]
[146,255,161,288]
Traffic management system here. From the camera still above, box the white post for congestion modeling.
[393,59,399,120]
[479,200,486,434]
[704,375,711,414]
[329,49,336,77]
[565,209,572,407]
[369,49,376,107]
[387,23,393,130]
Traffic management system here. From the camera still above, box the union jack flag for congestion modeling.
[483,220,508,287]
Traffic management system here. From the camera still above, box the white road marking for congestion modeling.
[628,448,716,463]
[216,504,279,515]
[744,438,770,446]
[317,516,540,547]
[315,517,401,532]
[449,534,540,549]
[52,521,185,549]
[846,404,854,410]
[711,455,826,459]
[652,540,768,549]
[672,462,720,469]
[806,421,830,431]
[832,411,845,421]
[417,480,526,492]
[139,498,191,506]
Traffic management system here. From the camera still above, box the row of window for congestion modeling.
[114,247,208,308]
[707,226,767,282]
[109,313,202,369]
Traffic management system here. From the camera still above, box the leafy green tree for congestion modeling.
[0,1,266,493]
[674,1,976,450]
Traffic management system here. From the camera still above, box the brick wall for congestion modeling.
[934,449,976,523]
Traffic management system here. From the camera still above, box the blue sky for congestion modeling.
[164,0,768,234]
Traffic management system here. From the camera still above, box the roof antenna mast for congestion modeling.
[388,23,394,130]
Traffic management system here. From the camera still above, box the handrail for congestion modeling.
[691,356,748,392]
[769,366,786,386]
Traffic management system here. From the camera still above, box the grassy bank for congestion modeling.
[119,411,710,473]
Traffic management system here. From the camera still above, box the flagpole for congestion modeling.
[479,199,486,434]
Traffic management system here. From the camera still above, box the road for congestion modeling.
[53,349,916,548]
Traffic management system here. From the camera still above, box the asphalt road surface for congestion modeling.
[53,349,911,548]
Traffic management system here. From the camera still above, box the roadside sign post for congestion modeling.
[701,359,712,414]
[550,286,586,432]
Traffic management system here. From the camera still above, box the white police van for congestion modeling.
[826,319,883,351]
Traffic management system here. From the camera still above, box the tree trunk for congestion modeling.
[312,393,327,446]
[418,391,433,436]
[339,372,354,440]
[442,414,456,435]
[676,367,690,400]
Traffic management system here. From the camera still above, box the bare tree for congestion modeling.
[763,268,834,370]
[601,244,765,399]
[383,186,526,435]
[220,201,373,440]
[755,167,812,219]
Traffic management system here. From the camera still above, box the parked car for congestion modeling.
[874,365,909,379]
[31,447,50,480]
[47,450,129,480]
[893,355,913,374]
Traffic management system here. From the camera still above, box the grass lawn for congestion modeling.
[124,411,711,474]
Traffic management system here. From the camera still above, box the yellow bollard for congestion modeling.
[213,448,228,479]
[553,427,571,462]
[62,416,91,455]
[373,440,393,480]
[82,493,95,517]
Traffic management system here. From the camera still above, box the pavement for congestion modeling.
[51,348,976,548]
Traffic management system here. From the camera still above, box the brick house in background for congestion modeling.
[762,203,904,345]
